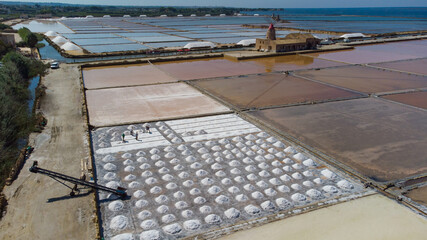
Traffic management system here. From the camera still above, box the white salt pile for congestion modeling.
[136,151,145,156]
[164,152,175,158]
[99,142,108,148]
[208,185,222,195]
[149,149,159,155]
[234,176,245,183]
[183,220,201,230]
[164,146,174,152]
[135,200,148,208]
[273,141,285,148]
[140,230,160,240]
[323,185,339,193]
[251,145,260,151]
[230,168,241,175]
[303,181,314,187]
[313,178,323,184]
[104,172,117,180]
[251,191,264,199]
[306,189,322,199]
[166,183,177,190]
[284,146,297,154]
[179,172,189,179]
[259,170,270,177]
[246,141,255,146]
[102,155,115,162]
[292,172,303,180]
[104,163,117,171]
[283,158,294,164]
[321,169,337,179]
[176,145,188,152]
[190,162,202,169]
[173,191,185,199]
[141,219,157,229]
[303,170,313,177]
[155,195,168,204]
[151,155,160,161]
[173,165,184,171]
[137,157,147,163]
[140,164,151,171]
[124,166,135,172]
[181,210,193,218]
[224,208,240,219]
[145,177,158,185]
[201,177,215,185]
[196,170,208,177]
[175,201,188,209]
[236,142,245,148]
[232,136,243,142]
[247,173,257,181]
[264,188,277,196]
[243,158,254,164]
[244,205,260,215]
[261,200,276,211]
[283,166,292,172]
[265,154,275,160]
[158,167,169,174]
[190,188,201,195]
[128,181,141,188]
[191,142,202,148]
[269,178,281,185]
[291,183,302,190]
[337,180,354,190]
[211,145,221,151]
[141,170,152,177]
[123,159,133,165]
[211,163,223,170]
[183,180,194,187]
[256,181,268,188]
[157,205,169,214]
[108,200,124,212]
[258,162,269,169]
[138,210,151,220]
[194,196,206,204]
[215,195,229,204]
[292,163,303,170]
[221,178,232,185]
[110,215,128,230]
[276,198,293,209]
[291,193,307,202]
[275,152,286,158]
[200,206,212,214]
[236,194,248,202]
[122,153,132,159]
[133,190,146,198]
[293,153,306,161]
[162,174,174,181]
[150,186,162,194]
[278,185,290,193]
[205,214,222,224]
[272,168,283,175]
[161,214,176,224]
[280,174,291,181]
[124,175,136,181]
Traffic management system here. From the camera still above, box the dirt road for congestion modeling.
[0,64,96,240]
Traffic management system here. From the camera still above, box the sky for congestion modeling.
[1,0,427,8]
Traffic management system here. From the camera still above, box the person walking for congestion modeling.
[122,133,125,143]
[135,131,139,141]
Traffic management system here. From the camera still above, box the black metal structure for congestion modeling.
[29,161,127,198]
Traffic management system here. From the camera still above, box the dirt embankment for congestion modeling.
[0,64,96,240]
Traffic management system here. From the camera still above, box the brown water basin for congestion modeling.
[154,58,266,80]
[406,185,427,207]
[240,54,347,72]
[296,65,427,94]
[382,91,427,109]
[308,40,427,64]
[83,64,177,89]
[250,98,427,182]
[371,58,427,76]
[86,83,229,127]
[194,73,362,109]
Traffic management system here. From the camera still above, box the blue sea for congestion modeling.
[242,7,427,33]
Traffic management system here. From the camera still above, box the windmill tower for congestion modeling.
[266,23,276,40]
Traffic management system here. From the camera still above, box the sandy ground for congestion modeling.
[0,65,96,240]
[220,194,427,240]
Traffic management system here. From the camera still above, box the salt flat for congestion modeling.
[91,114,368,240]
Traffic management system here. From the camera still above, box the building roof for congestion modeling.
[284,32,316,41]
